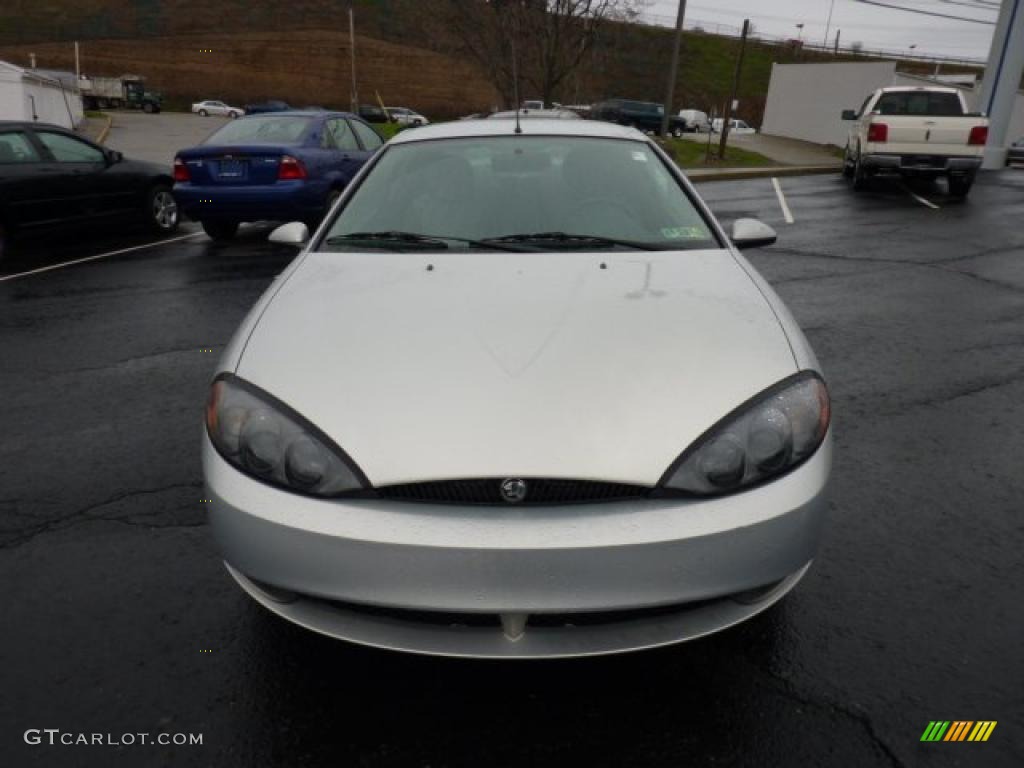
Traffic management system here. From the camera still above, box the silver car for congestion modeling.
[204,119,832,658]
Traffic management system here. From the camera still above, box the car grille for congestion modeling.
[376,478,649,505]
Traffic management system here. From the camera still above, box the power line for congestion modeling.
[852,0,996,24]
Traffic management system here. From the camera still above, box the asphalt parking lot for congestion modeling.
[1,170,1022,767]
[104,111,229,165]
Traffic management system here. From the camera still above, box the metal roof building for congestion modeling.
[0,59,84,130]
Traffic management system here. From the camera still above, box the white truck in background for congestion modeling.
[841,86,987,197]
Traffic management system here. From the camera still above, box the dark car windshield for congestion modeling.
[204,116,312,145]
[322,136,717,251]
[623,101,664,115]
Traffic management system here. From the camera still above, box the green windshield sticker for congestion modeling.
[661,226,707,240]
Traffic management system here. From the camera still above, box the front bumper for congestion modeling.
[861,153,982,175]
[205,432,831,657]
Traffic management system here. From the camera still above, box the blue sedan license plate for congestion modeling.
[218,159,246,178]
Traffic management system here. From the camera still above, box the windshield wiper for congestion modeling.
[482,232,662,251]
[325,231,525,252]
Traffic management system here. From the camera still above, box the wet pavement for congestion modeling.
[1,171,1022,767]
[103,110,231,166]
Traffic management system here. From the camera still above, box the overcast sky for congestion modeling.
[646,0,998,60]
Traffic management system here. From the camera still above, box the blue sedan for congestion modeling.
[173,111,383,241]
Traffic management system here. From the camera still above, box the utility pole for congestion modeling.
[660,0,688,137]
[74,41,80,79]
[718,18,749,160]
[834,29,841,55]
[348,4,358,113]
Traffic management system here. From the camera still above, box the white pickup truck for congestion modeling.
[841,86,988,197]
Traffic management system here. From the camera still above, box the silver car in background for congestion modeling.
[203,119,832,658]
[191,100,244,119]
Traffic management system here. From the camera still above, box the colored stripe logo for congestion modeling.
[921,721,997,742]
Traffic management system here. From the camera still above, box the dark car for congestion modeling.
[1008,137,1024,166]
[358,104,389,124]
[172,111,383,241]
[0,121,177,262]
[243,100,292,115]
[591,98,688,137]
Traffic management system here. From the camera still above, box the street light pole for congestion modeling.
[824,0,836,46]
[718,18,750,160]
[660,0,688,138]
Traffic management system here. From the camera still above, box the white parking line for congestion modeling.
[0,232,205,283]
[902,186,940,210]
[771,177,795,224]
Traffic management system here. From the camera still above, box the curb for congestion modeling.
[686,165,842,183]
[95,113,113,145]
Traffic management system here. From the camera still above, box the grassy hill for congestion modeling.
[0,29,499,118]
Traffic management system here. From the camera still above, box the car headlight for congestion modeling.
[205,374,368,497]
[659,371,830,496]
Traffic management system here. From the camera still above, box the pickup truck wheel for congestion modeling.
[852,153,868,190]
[948,175,973,198]
[201,220,239,241]
[671,126,684,138]
[842,147,854,178]
[142,102,155,114]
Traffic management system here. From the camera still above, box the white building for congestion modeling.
[0,59,84,130]
[760,61,1024,149]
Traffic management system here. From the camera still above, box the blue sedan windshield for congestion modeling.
[204,116,312,145]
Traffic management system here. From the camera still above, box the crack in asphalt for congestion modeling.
[33,345,225,377]
[888,366,1024,413]
[759,671,908,768]
[766,244,1024,295]
[952,338,1024,354]
[766,246,920,269]
[0,482,203,550]
[770,266,899,286]
[936,242,1024,264]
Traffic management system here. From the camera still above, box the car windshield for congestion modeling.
[204,116,311,145]
[624,101,663,115]
[322,136,717,251]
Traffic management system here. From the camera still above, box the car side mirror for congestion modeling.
[106,149,123,164]
[841,109,857,121]
[268,221,310,248]
[731,218,777,250]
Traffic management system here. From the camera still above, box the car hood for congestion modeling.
[235,250,798,487]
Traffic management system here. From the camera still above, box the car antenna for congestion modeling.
[511,36,522,135]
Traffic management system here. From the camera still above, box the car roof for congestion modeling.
[389,118,645,144]
[241,110,357,119]
[488,109,578,119]
[878,86,960,95]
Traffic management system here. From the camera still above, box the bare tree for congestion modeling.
[431,0,639,108]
